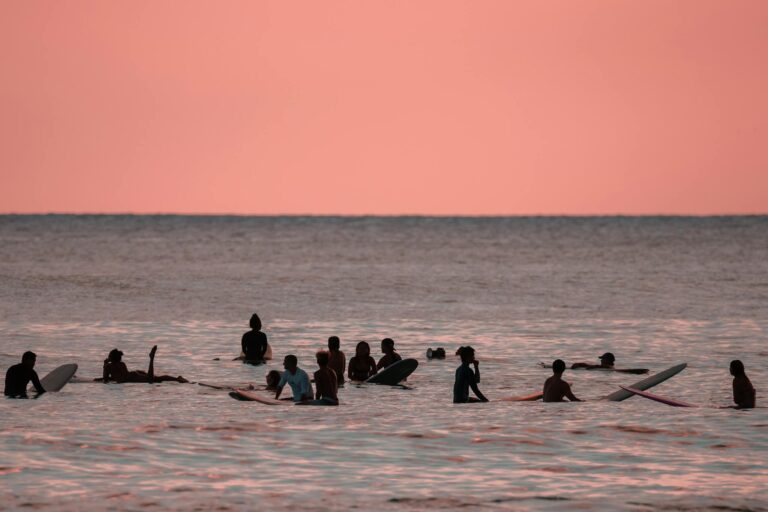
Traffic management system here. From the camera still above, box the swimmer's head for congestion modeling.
[552,359,566,374]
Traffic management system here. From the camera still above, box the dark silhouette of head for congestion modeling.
[459,346,475,363]
[328,336,340,351]
[730,359,746,377]
[553,359,566,374]
[283,354,298,372]
[21,351,37,368]
[316,350,330,367]
[266,370,281,388]
[249,313,262,331]
[381,338,395,353]
[108,349,123,363]
[355,341,370,357]
[599,352,615,366]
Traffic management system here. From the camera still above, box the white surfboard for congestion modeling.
[605,363,687,401]
[36,363,78,392]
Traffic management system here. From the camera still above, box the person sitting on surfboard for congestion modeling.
[730,360,756,409]
[310,351,339,405]
[4,351,45,397]
[265,370,281,391]
[348,341,377,381]
[102,346,188,383]
[453,346,488,403]
[275,354,313,403]
[543,359,581,402]
[377,338,402,370]
[241,313,269,363]
[327,336,346,386]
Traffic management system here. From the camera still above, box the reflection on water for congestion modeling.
[1,319,766,511]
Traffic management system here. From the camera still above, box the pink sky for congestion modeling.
[1,1,767,215]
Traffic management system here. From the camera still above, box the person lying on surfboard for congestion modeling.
[543,359,581,402]
[308,351,338,405]
[327,336,346,386]
[275,354,313,403]
[571,352,616,370]
[730,360,756,409]
[377,338,402,370]
[539,352,648,374]
[241,313,269,363]
[453,346,488,403]
[348,341,377,381]
[102,346,188,383]
[4,351,45,397]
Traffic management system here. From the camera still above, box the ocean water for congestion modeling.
[1,215,767,511]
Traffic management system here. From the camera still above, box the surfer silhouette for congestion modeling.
[275,355,313,403]
[241,313,268,362]
[453,346,488,403]
[572,352,615,369]
[348,341,377,381]
[265,370,281,391]
[102,345,188,383]
[376,338,402,370]
[4,351,45,397]
[327,336,346,385]
[308,351,338,405]
[543,359,581,402]
[730,360,756,409]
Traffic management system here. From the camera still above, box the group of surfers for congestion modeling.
[3,313,758,409]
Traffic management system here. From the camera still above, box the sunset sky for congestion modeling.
[1,1,767,215]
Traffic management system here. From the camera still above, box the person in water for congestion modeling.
[309,351,339,405]
[327,336,346,386]
[571,352,615,370]
[377,338,402,370]
[543,359,581,402]
[348,341,377,381]
[265,370,281,391]
[102,346,188,383]
[275,354,313,403]
[4,351,45,397]
[730,360,756,409]
[453,346,488,403]
[241,313,269,362]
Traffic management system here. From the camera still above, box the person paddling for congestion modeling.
[102,345,188,383]
[308,351,338,405]
[376,338,402,370]
[327,336,346,386]
[348,341,377,381]
[543,359,581,402]
[730,360,756,409]
[571,352,616,370]
[275,355,313,403]
[4,351,45,397]
[241,313,269,363]
[453,346,488,403]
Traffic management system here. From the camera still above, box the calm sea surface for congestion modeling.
[1,215,767,511]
